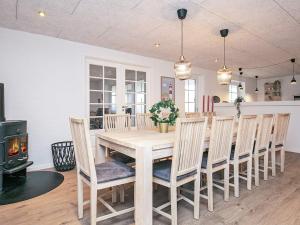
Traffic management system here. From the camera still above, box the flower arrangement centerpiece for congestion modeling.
[234,96,245,118]
[149,99,179,133]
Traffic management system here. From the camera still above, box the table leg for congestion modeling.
[95,137,106,164]
[135,146,153,225]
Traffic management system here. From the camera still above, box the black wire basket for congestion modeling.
[51,141,76,171]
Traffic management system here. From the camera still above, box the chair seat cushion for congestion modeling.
[269,142,283,149]
[111,152,135,164]
[80,161,135,184]
[230,145,250,160]
[252,141,267,154]
[153,160,197,182]
[201,152,227,169]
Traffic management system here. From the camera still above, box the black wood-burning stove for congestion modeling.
[0,83,33,192]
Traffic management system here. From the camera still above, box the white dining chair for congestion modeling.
[253,114,274,186]
[136,113,155,130]
[200,116,235,211]
[229,115,258,197]
[270,113,290,176]
[152,118,208,225]
[185,112,203,118]
[69,117,135,225]
[103,114,134,164]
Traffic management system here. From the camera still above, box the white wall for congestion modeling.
[0,27,257,169]
[214,101,300,153]
[202,72,257,103]
[257,75,300,101]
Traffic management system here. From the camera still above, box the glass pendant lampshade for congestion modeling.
[174,55,192,80]
[290,58,296,85]
[174,8,191,80]
[217,29,232,85]
[217,65,232,85]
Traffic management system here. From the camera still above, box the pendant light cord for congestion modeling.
[181,20,183,57]
[223,37,226,66]
[293,62,295,78]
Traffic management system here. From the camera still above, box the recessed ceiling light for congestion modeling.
[38,10,46,17]
[154,43,160,48]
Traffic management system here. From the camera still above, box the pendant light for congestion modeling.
[290,58,296,84]
[238,68,243,90]
[217,29,232,85]
[174,8,192,80]
[255,76,259,93]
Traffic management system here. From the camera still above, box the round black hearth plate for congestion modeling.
[0,171,64,205]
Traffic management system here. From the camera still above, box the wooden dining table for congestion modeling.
[94,126,228,225]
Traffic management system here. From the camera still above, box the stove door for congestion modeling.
[4,134,28,169]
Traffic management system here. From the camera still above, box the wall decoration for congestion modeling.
[161,76,175,101]
[264,80,281,101]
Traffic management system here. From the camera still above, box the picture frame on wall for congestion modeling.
[161,76,175,101]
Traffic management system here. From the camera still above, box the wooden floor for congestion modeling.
[1,152,300,225]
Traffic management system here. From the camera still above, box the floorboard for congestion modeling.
[1,152,299,225]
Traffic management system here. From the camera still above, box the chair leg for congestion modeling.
[120,185,125,203]
[194,177,200,219]
[271,150,276,176]
[254,156,259,186]
[77,177,84,219]
[247,159,252,190]
[234,163,239,198]
[264,152,268,180]
[280,148,285,173]
[90,185,97,225]
[207,171,213,211]
[224,166,229,201]
[112,187,117,203]
[170,186,178,225]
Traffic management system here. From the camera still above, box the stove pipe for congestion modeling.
[0,83,5,122]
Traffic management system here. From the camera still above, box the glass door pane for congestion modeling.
[89,64,117,130]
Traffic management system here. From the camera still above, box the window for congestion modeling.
[228,80,245,103]
[125,70,147,126]
[229,83,238,103]
[89,65,117,130]
[185,79,197,112]
[88,60,148,130]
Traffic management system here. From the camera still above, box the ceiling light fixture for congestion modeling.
[290,58,296,85]
[255,76,259,93]
[217,29,232,85]
[238,68,243,90]
[174,8,191,80]
[154,43,160,48]
[38,10,46,17]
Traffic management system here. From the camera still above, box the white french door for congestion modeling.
[87,59,148,130]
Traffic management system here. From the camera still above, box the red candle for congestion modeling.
[207,96,210,112]
[202,95,205,113]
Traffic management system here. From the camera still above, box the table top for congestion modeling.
[96,129,176,150]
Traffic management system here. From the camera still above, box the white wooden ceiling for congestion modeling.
[0,0,299,78]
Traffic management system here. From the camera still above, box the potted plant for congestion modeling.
[149,99,179,133]
[234,96,245,118]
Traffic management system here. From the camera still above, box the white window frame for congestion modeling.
[184,79,197,112]
[229,80,245,103]
[86,58,149,131]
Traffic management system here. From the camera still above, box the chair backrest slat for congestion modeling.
[171,118,208,180]
[254,114,274,153]
[136,113,155,130]
[273,113,290,146]
[234,115,258,158]
[208,116,235,166]
[104,114,131,132]
[69,117,96,180]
